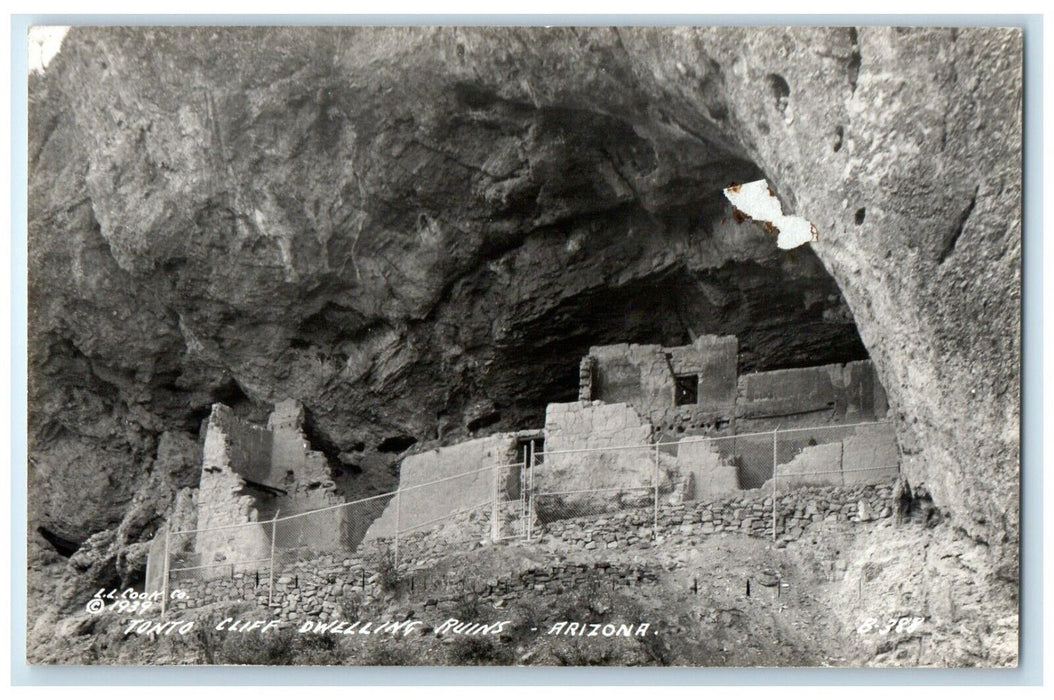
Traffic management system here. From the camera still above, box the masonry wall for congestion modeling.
[540,482,897,549]
[267,400,346,552]
[736,360,888,431]
[539,404,661,508]
[194,405,273,569]
[584,336,739,432]
[583,338,888,438]
[167,481,898,622]
[771,422,899,489]
[157,401,351,579]
[365,432,525,540]
[208,404,273,484]
[268,400,341,507]
[588,343,671,418]
[675,438,740,501]
[668,335,738,408]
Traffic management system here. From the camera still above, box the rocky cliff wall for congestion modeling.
[28,26,1019,574]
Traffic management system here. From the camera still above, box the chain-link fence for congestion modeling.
[153,461,527,613]
[529,442,660,537]
[527,420,898,540]
[388,461,526,569]
[273,492,394,570]
[153,420,896,613]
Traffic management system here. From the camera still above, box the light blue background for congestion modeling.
[9,13,1043,686]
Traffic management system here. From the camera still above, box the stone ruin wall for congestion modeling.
[150,337,899,590]
[193,405,273,570]
[268,400,344,515]
[573,337,897,494]
[148,400,348,585]
[674,438,740,502]
[541,401,655,490]
[582,335,739,436]
[266,400,346,554]
[769,422,900,489]
[735,360,889,433]
[370,338,899,541]
[166,481,898,622]
[581,336,889,437]
[364,431,534,540]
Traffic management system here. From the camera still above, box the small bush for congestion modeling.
[290,632,349,665]
[445,636,513,666]
[549,638,620,666]
[215,627,298,665]
[339,591,363,620]
[360,642,415,666]
[450,592,484,621]
[635,630,672,666]
[375,545,402,593]
[551,575,616,622]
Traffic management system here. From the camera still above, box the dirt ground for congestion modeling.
[25,516,1017,667]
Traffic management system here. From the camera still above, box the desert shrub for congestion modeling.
[450,592,484,621]
[375,545,402,593]
[214,627,298,665]
[445,636,513,666]
[505,600,543,641]
[550,575,616,622]
[360,642,415,666]
[190,603,258,664]
[289,632,352,665]
[635,629,672,666]
[549,638,620,666]
[339,591,363,620]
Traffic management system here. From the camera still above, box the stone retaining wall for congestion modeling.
[169,555,661,623]
[166,481,897,622]
[538,482,896,549]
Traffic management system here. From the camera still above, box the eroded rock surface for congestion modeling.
[29,27,1019,605]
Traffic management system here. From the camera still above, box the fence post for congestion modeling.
[526,440,535,541]
[491,463,500,542]
[160,524,171,618]
[521,450,528,538]
[268,509,279,607]
[394,487,401,567]
[771,426,779,542]
[653,442,660,540]
[840,439,846,487]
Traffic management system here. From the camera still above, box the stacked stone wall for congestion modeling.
[365,432,524,539]
[166,481,897,621]
[542,401,658,498]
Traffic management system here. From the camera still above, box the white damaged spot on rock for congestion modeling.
[28,26,70,74]
[723,180,818,250]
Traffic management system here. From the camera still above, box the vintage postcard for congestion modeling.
[25,24,1022,668]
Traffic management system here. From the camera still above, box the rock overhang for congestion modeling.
[28,26,1020,558]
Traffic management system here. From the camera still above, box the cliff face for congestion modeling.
[28,27,1019,570]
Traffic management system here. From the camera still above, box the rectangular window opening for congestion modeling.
[516,437,544,465]
[675,374,699,406]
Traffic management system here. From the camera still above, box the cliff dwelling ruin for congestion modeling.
[26,25,1021,668]
[147,333,897,587]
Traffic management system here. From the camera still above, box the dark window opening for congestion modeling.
[377,435,418,453]
[467,411,502,432]
[675,374,699,406]
[241,478,288,498]
[36,526,80,558]
[516,437,545,466]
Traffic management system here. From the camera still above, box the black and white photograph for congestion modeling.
[24,23,1022,668]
